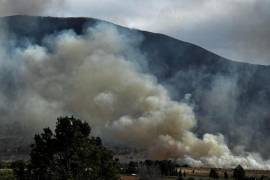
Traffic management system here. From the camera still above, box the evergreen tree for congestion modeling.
[23,116,119,180]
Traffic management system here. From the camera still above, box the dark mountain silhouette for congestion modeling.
[1,15,270,158]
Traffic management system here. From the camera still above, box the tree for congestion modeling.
[177,170,183,180]
[224,171,229,179]
[183,171,186,177]
[11,161,28,180]
[209,168,219,179]
[27,116,119,180]
[158,160,177,176]
[233,165,245,180]
[138,164,162,180]
[126,161,138,174]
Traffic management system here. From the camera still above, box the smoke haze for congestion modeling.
[0,0,64,16]
[0,21,270,169]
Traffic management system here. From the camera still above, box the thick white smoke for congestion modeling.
[1,23,270,169]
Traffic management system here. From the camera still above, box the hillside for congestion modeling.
[1,15,270,159]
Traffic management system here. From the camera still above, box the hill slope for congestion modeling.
[1,15,270,158]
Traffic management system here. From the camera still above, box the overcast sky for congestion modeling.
[1,0,270,65]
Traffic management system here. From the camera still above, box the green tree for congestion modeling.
[28,116,119,180]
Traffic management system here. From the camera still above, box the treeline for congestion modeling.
[121,160,181,177]
[208,165,268,180]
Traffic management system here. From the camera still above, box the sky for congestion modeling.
[0,0,270,65]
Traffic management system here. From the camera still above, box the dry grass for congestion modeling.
[120,175,138,180]
[120,167,270,180]
[177,167,270,179]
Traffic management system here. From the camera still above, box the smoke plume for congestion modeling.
[1,22,270,169]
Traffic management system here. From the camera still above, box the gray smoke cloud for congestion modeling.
[0,0,64,16]
[1,22,270,169]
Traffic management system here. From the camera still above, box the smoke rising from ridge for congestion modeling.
[0,22,270,169]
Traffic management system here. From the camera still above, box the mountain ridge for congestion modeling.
[3,15,269,67]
